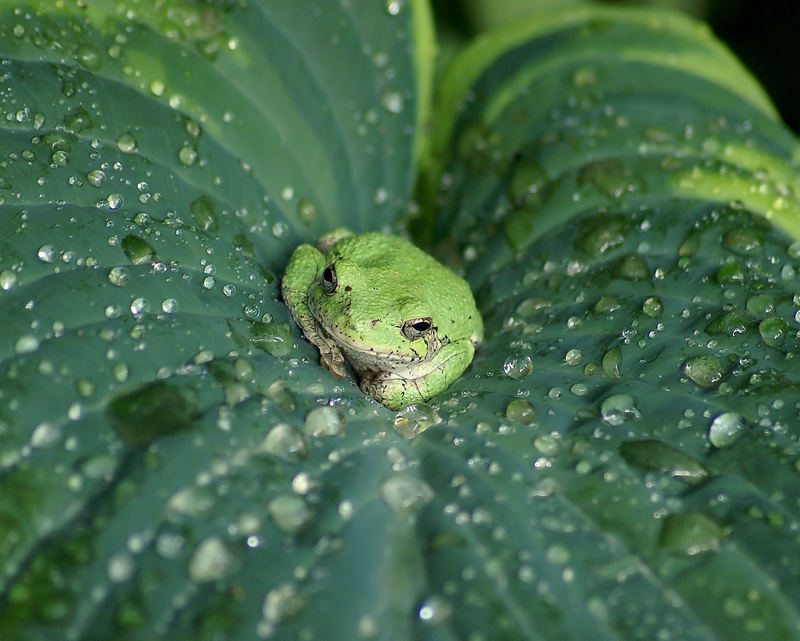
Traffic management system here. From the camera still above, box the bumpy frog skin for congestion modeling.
[281,229,483,410]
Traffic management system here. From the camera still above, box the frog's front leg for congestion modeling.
[360,340,475,410]
[281,243,347,378]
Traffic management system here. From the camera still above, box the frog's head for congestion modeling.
[307,255,444,372]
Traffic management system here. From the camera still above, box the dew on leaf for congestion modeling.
[658,512,724,556]
[250,322,293,357]
[167,486,215,518]
[642,297,662,317]
[296,198,317,225]
[262,583,305,624]
[503,354,533,380]
[594,296,622,315]
[63,107,93,133]
[0,270,17,291]
[161,298,178,313]
[615,254,650,281]
[121,235,156,265]
[758,317,787,347]
[746,294,776,316]
[189,536,237,582]
[505,399,536,425]
[600,394,640,426]
[15,335,40,354]
[705,310,752,336]
[107,552,134,583]
[394,403,440,438]
[619,439,708,484]
[723,227,763,256]
[267,494,314,534]
[601,345,623,379]
[380,473,434,514]
[37,245,55,263]
[130,297,149,316]
[260,423,308,462]
[86,169,106,187]
[190,196,218,232]
[115,132,137,154]
[708,412,747,448]
[716,263,746,285]
[381,90,403,114]
[418,595,452,624]
[565,349,583,366]
[303,406,343,437]
[178,145,198,166]
[684,355,728,388]
[30,421,61,448]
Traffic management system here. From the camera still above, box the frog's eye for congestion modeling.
[401,317,433,340]
[322,264,337,295]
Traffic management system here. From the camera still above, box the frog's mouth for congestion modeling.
[314,314,443,375]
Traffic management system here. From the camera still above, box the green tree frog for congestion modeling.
[281,229,483,410]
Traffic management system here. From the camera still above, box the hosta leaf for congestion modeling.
[416,5,800,641]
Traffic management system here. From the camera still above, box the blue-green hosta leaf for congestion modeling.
[415,5,800,641]
[0,0,436,639]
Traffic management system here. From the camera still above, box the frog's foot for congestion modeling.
[359,370,427,410]
[319,346,347,379]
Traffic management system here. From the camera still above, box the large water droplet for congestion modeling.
[380,474,434,513]
[393,403,440,438]
[189,536,237,582]
[303,406,344,437]
[658,512,724,556]
[600,394,640,426]
[505,399,536,425]
[260,423,307,461]
[684,355,727,388]
[267,494,314,534]
[121,235,156,265]
[503,354,533,380]
[262,584,305,624]
[619,439,708,484]
[708,412,747,448]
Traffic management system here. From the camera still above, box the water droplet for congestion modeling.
[615,254,649,281]
[105,193,123,210]
[381,90,403,114]
[296,198,316,225]
[619,439,708,483]
[107,266,129,286]
[75,45,101,70]
[642,297,662,318]
[262,584,305,624]
[280,185,295,201]
[107,552,134,583]
[31,421,61,448]
[15,335,40,354]
[503,354,533,380]
[746,294,776,316]
[168,486,215,517]
[758,317,787,347]
[267,494,314,534]
[86,169,106,187]
[37,245,55,263]
[190,196,218,231]
[64,107,93,132]
[505,399,536,425]
[121,235,156,265]
[116,132,137,154]
[601,345,622,379]
[150,79,167,96]
[564,348,583,366]
[684,355,727,388]
[708,412,747,448]
[189,536,237,582]
[393,403,440,438]
[418,595,452,624]
[260,423,308,462]
[723,227,762,256]
[0,270,17,290]
[385,0,404,15]
[161,298,178,313]
[600,394,640,426]
[303,406,343,437]
[178,145,198,166]
[658,512,724,556]
[130,297,149,316]
[380,473,434,513]
[705,310,752,336]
